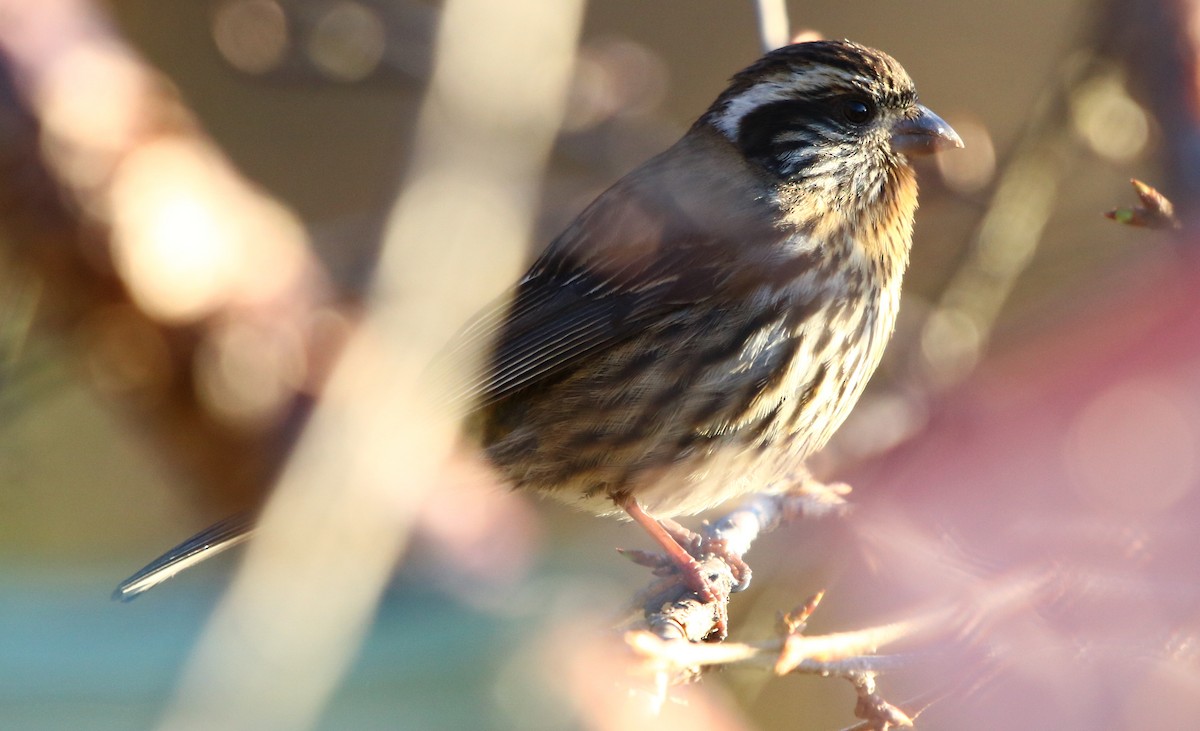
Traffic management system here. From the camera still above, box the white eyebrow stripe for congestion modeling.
[712,81,797,139]
[710,68,869,141]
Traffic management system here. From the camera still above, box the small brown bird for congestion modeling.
[116,40,961,601]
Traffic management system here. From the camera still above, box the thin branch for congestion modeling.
[625,476,850,642]
[753,0,791,53]
[627,559,1053,725]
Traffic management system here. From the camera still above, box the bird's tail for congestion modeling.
[112,512,256,601]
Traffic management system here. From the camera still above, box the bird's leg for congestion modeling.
[650,516,750,592]
[616,495,721,603]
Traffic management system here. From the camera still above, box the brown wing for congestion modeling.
[441,129,789,410]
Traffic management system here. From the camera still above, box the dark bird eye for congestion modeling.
[840,98,873,125]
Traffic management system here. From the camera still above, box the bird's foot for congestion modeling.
[618,541,724,603]
[659,518,752,592]
[617,496,748,639]
[624,551,733,641]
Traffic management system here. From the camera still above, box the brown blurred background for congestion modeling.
[2,0,1195,729]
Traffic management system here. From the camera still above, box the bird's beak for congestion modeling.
[891,105,963,156]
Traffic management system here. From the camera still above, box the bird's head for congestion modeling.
[701,40,962,214]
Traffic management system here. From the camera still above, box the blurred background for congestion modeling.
[1,0,1197,728]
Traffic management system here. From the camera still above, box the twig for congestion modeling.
[628,562,1054,725]
[708,477,853,559]
[846,672,916,729]
[624,476,851,643]
[753,0,791,53]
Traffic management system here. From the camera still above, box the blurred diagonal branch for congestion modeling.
[156,0,585,729]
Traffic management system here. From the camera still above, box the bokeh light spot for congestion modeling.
[1071,73,1149,163]
[212,0,289,75]
[37,42,147,191]
[108,135,310,323]
[306,1,386,82]
[563,39,667,132]
[196,319,306,428]
[110,138,242,323]
[79,305,173,400]
[1066,379,1198,516]
[936,114,996,194]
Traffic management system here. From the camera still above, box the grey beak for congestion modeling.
[891,104,963,156]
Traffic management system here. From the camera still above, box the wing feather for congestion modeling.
[113,513,255,601]
[442,130,786,410]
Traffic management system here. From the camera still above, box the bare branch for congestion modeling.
[627,560,1054,726]
[753,0,791,53]
[624,475,850,644]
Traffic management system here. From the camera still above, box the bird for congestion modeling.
[114,40,962,602]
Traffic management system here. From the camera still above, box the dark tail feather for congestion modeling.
[113,513,256,601]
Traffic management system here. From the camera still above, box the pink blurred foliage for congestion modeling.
[829,245,1200,728]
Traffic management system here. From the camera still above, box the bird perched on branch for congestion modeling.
[115,40,961,601]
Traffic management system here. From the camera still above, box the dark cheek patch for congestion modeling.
[737,98,825,161]
[736,97,853,177]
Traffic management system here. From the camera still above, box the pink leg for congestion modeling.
[617,495,719,602]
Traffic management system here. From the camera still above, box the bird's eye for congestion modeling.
[840,98,873,125]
